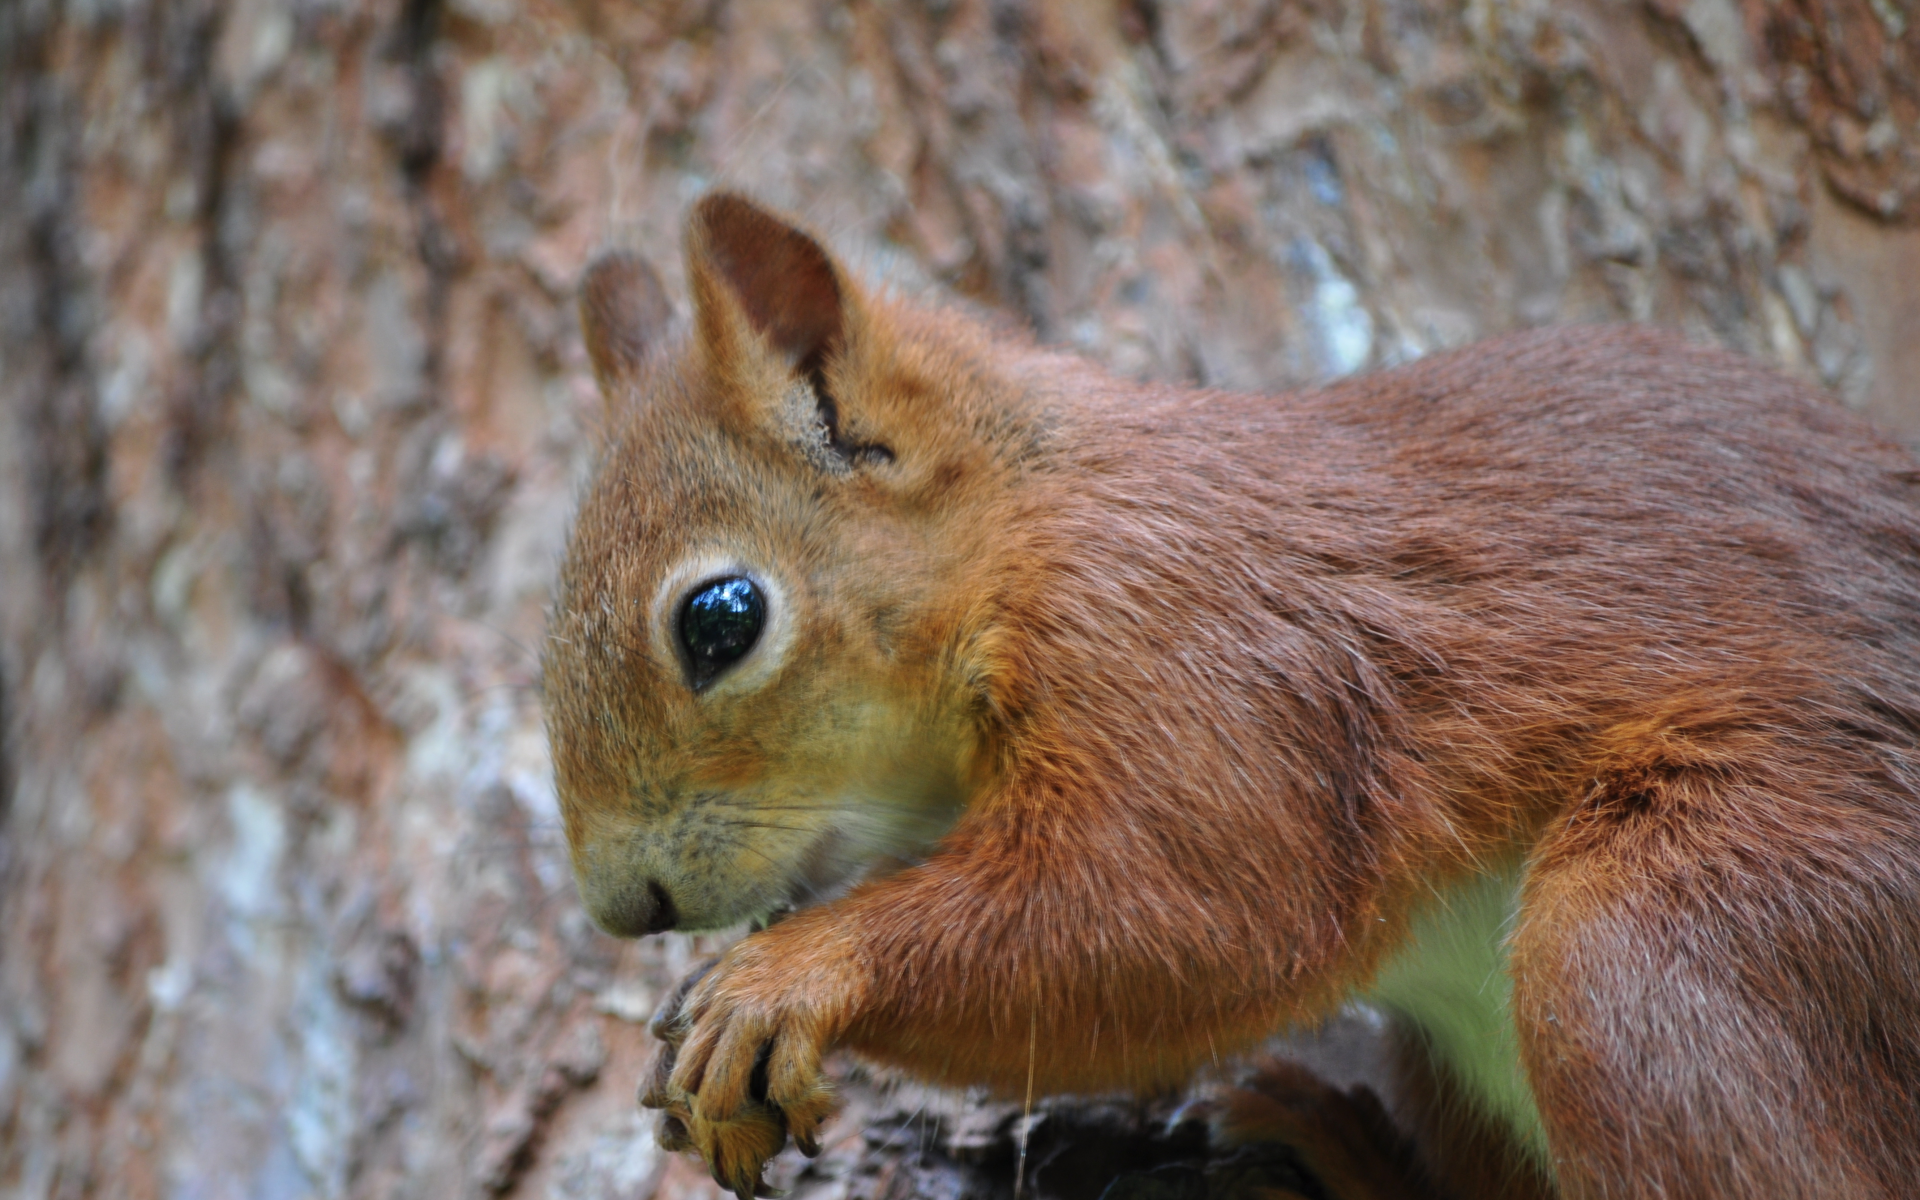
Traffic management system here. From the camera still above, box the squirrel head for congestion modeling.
[545,194,1034,937]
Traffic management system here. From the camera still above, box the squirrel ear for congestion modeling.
[686,192,847,373]
[579,250,673,394]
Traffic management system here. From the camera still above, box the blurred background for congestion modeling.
[3,0,1918,1197]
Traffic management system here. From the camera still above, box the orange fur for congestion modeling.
[544,193,1920,1199]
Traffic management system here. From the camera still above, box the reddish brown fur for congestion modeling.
[544,193,1920,1198]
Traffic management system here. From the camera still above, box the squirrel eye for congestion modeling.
[679,576,765,688]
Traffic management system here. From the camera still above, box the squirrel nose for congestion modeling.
[592,880,679,937]
[643,881,680,934]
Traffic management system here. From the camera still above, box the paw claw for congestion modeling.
[656,1112,692,1153]
[710,1152,777,1200]
[639,1042,678,1110]
[648,955,721,1043]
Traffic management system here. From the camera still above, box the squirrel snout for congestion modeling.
[589,879,680,938]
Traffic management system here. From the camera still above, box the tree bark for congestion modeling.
[3,0,1918,1197]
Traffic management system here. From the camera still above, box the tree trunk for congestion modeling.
[3,0,1917,1197]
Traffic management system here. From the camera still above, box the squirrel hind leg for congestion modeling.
[1512,757,1920,1199]
[1376,1024,1556,1200]
[1213,1055,1456,1200]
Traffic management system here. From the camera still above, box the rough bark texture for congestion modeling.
[3,1,1918,1198]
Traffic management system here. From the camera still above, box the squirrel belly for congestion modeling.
[544,193,1920,1199]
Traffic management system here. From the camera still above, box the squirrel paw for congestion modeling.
[639,940,851,1198]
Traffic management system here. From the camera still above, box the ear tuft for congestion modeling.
[688,193,844,370]
[580,250,673,390]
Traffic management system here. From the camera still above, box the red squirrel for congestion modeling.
[542,192,1920,1199]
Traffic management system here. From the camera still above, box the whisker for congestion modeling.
[704,798,846,812]
[731,844,786,874]
[449,614,545,668]
[458,681,544,703]
[439,838,569,859]
[706,818,815,835]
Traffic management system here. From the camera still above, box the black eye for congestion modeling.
[678,576,765,688]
